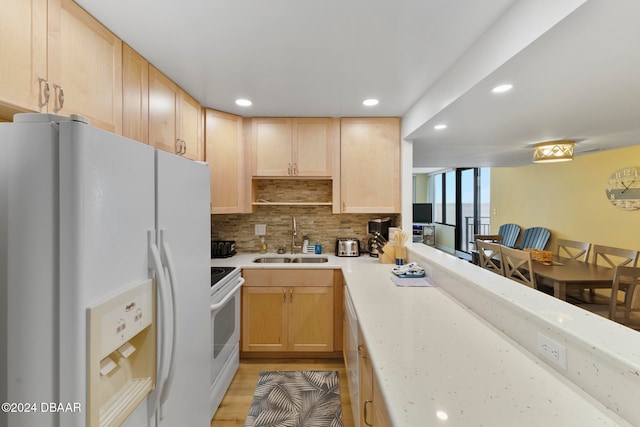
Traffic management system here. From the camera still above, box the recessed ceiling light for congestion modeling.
[434,124,447,130]
[235,98,252,107]
[492,84,513,93]
[363,98,379,106]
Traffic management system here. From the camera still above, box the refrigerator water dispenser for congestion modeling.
[87,279,156,427]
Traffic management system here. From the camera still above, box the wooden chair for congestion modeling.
[592,245,639,268]
[474,234,503,244]
[501,246,537,289]
[471,235,505,265]
[556,239,591,262]
[580,245,639,302]
[518,227,551,250]
[498,223,520,248]
[609,266,640,327]
[476,240,504,276]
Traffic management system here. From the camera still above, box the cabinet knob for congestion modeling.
[363,400,373,426]
[38,77,50,109]
[53,84,64,113]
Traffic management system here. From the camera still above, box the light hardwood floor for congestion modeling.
[211,358,354,427]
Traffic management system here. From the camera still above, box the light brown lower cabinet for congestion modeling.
[242,269,334,353]
[359,333,393,427]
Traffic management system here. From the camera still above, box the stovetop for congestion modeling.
[210,266,237,287]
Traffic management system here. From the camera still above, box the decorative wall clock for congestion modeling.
[605,166,640,210]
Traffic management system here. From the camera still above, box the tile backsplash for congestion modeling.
[210,179,400,253]
[211,206,400,254]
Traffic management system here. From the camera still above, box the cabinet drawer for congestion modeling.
[243,269,333,287]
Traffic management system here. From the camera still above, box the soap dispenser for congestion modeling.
[260,237,267,254]
[302,235,309,254]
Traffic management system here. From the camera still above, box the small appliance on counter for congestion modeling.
[335,238,360,257]
[211,240,236,258]
[367,217,392,257]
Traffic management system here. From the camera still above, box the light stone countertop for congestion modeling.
[212,250,635,426]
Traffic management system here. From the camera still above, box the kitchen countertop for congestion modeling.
[212,251,634,426]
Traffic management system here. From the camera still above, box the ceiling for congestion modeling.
[407,0,640,167]
[75,0,640,168]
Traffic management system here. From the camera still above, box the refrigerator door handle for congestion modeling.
[158,230,179,413]
[147,230,169,419]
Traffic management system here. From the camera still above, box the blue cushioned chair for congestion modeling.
[518,227,551,250]
[498,223,521,248]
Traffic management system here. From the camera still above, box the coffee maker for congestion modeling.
[367,217,392,257]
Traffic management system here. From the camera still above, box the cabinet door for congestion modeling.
[242,286,288,352]
[340,118,400,213]
[122,43,148,144]
[0,0,47,113]
[178,90,202,161]
[292,118,336,177]
[206,109,246,213]
[372,376,393,427]
[359,339,373,427]
[252,118,292,176]
[149,65,179,154]
[47,0,122,133]
[288,286,334,352]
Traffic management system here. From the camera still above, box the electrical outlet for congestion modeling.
[255,224,267,236]
[537,332,567,370]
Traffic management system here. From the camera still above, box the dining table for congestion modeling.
[533,256,615,301]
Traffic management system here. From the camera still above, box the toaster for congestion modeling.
[335,238,360,257]
[211,240,236,258]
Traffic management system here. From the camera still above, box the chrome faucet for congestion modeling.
[291,215,302,254]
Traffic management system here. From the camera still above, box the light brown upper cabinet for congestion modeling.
[252,117,337,177]
[47,0,122,133]
[122,44,148,144]
[0,0,47,115]
[205,109,249,213]
[149,65,203,161]
[340,118,401,213]
[1,0,122,133]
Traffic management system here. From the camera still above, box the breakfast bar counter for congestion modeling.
[213,248,640,426]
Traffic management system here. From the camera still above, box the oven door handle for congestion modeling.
[211,278,245,311]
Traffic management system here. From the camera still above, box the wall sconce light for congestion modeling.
[532,140,574,163]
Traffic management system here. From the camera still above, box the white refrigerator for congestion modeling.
[0,113,212,427]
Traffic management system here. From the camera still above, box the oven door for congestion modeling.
[210,277,243,387]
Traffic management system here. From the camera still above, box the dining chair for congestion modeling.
[556,239,591,262]
[518,227,551,250]
[592,245,639,268]
[608,266,640,328]
[581,245,639,302]
[498,223,520,248]
[501,246,537,289]
[474,234,504,244]
[476,240,504,276]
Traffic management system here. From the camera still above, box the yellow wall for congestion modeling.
[491,144,640,252]
[413,174,429,202]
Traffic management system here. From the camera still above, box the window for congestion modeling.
[426,168,491,254]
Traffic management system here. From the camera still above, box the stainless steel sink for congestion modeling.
[291,257,329,263]
[252,257,292,263]
[252,256,329,263]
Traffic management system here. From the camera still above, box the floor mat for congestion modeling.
[244,370,344,427]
